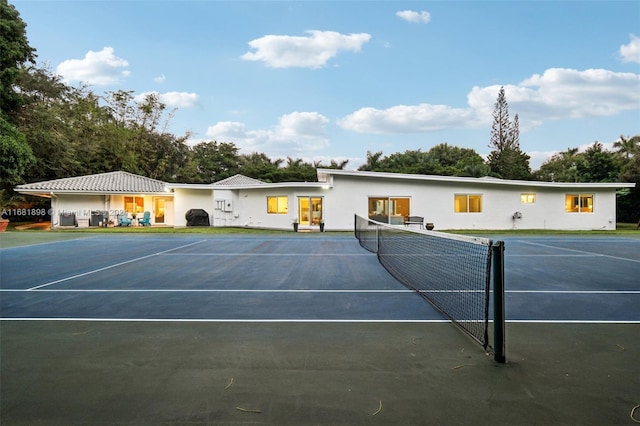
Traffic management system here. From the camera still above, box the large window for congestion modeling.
[267,196,288,214]
[368,197,410,224]
[565,194,593,213]
[124,196,144,214]
[454,194,482,213]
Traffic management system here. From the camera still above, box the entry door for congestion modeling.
[298,197,323,225]
[154,198,166,224]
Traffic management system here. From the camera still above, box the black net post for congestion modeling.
[492,241,506,363]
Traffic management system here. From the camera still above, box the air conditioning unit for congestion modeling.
[223,200,233,212]
[60,212,77,226]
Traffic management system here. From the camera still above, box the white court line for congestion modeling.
[507,290,640,294]
[517,240,640,263]
[6,289,414,293]
[506,254,604,257]
[5,289,638,294]
[505,320,640,324]
[26,240,207,291]
[0,318,450,323]
[1,318,639,324]
[159,253,371,256]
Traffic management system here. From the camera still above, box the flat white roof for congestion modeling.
[316,168,636,189]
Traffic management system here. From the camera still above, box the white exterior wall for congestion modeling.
[51,194,106,228]
[173,188,214,226]
[479,186,616,230]
[322,175,618,231]
[213,187,330,229]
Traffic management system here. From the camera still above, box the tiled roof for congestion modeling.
[213,174,265,186]
[15,171,168,193]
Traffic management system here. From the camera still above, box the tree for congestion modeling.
[0,114,35,189]
[617,143,640,223]
[611,135,640,223]
[613,135,640,160]
[136,132,191,182]
[239,152,283,183]
[13,66,86,180]
[576,142,620,182]
[358,151,385,171]
[357,145,485,176]
[534,147,581,182]
[489,87,511,152]
[486,87,531,179]
[279,157,318,182]
[0,0,36,120]
[190,140,241,183]
[425,143,485,176]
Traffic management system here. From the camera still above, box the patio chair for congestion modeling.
[118,214,132,227]
[138,211,151,226]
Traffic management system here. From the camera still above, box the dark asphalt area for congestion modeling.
[1,321,638,425]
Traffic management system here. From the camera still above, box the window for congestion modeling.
[565,194,593,213]
[521,193,536,204]
[368,197,410,224]
[267,196,288,214]
[124,196,144,214]
[454,194,482,213]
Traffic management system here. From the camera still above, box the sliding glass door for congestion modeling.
[298,197,323,225]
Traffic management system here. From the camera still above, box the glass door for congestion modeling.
[154,198,166,224]
[298,197,323,225]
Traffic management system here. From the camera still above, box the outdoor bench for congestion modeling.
[404,216,424,228]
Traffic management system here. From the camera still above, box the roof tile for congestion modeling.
[16,171,168,193]
[213,174,265,186]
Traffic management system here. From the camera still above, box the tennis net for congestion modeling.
[354,214,505,361]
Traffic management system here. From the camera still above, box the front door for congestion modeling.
[298,197,323,226]
[153,197,173,224]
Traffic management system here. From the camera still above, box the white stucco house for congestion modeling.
[15,169,635,231]
[14,172,175,228]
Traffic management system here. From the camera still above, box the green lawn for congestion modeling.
[1,222,638,250]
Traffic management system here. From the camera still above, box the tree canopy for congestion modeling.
[0,0,36,120]
[357,144,486,177]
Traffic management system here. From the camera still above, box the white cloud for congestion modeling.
[153,73,166,83]
[396,10,431,24]
[159,91,199,108]
[56,47,129,85]
[338,104,477,134]
[620,34,640,64]
[135,91,199,109]
[339,68,640,134]
[241,30,371,69]
[205,112,330,156]
[473,68,640,120]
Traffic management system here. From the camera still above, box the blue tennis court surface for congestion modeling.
[1,234,639,323]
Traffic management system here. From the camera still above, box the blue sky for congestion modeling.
[13,1,640,170]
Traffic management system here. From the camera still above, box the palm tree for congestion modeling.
[613,135,640,160]
[358,151,384,171]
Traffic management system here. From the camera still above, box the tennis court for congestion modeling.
[1,231,639,425]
